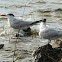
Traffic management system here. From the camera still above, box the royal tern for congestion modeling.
[0,14,42,36]
[39,19,62,43]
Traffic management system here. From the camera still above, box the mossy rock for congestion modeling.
[33,44,62,62]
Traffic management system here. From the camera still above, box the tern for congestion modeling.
[0,14,42,36]
[39,19,62,43]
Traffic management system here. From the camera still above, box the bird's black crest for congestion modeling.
[7,14,14,16]
[42,19,46,22]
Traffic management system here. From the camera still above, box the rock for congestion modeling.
[52,40,62,48]
[0,44,4,49]
[21,58,33,62]
[55,8,62,11]
[33,44,62,62]
[59,42,62,48]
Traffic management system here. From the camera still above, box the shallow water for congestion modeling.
[0,0,62,62]
[0,0,62,16]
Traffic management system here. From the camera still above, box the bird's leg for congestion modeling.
[15,30,20,38]
[17,25,20,37]
[16,25,21,37]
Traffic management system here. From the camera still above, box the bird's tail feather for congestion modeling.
[30,20,42,25]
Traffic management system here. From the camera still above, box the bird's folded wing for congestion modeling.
[42,28,59,39]
[13,19,31,26]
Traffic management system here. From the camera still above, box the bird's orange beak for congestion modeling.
[0,15,6,16]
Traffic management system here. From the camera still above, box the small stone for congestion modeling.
[0,44,4,49]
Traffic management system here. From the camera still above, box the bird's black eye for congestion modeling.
[7,14,14,16]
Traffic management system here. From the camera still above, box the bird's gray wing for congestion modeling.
[13,19,31,27]
[14,19,42,27]
[58,31,62,37]
[13,18,42,29]
[42,28,59,39]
